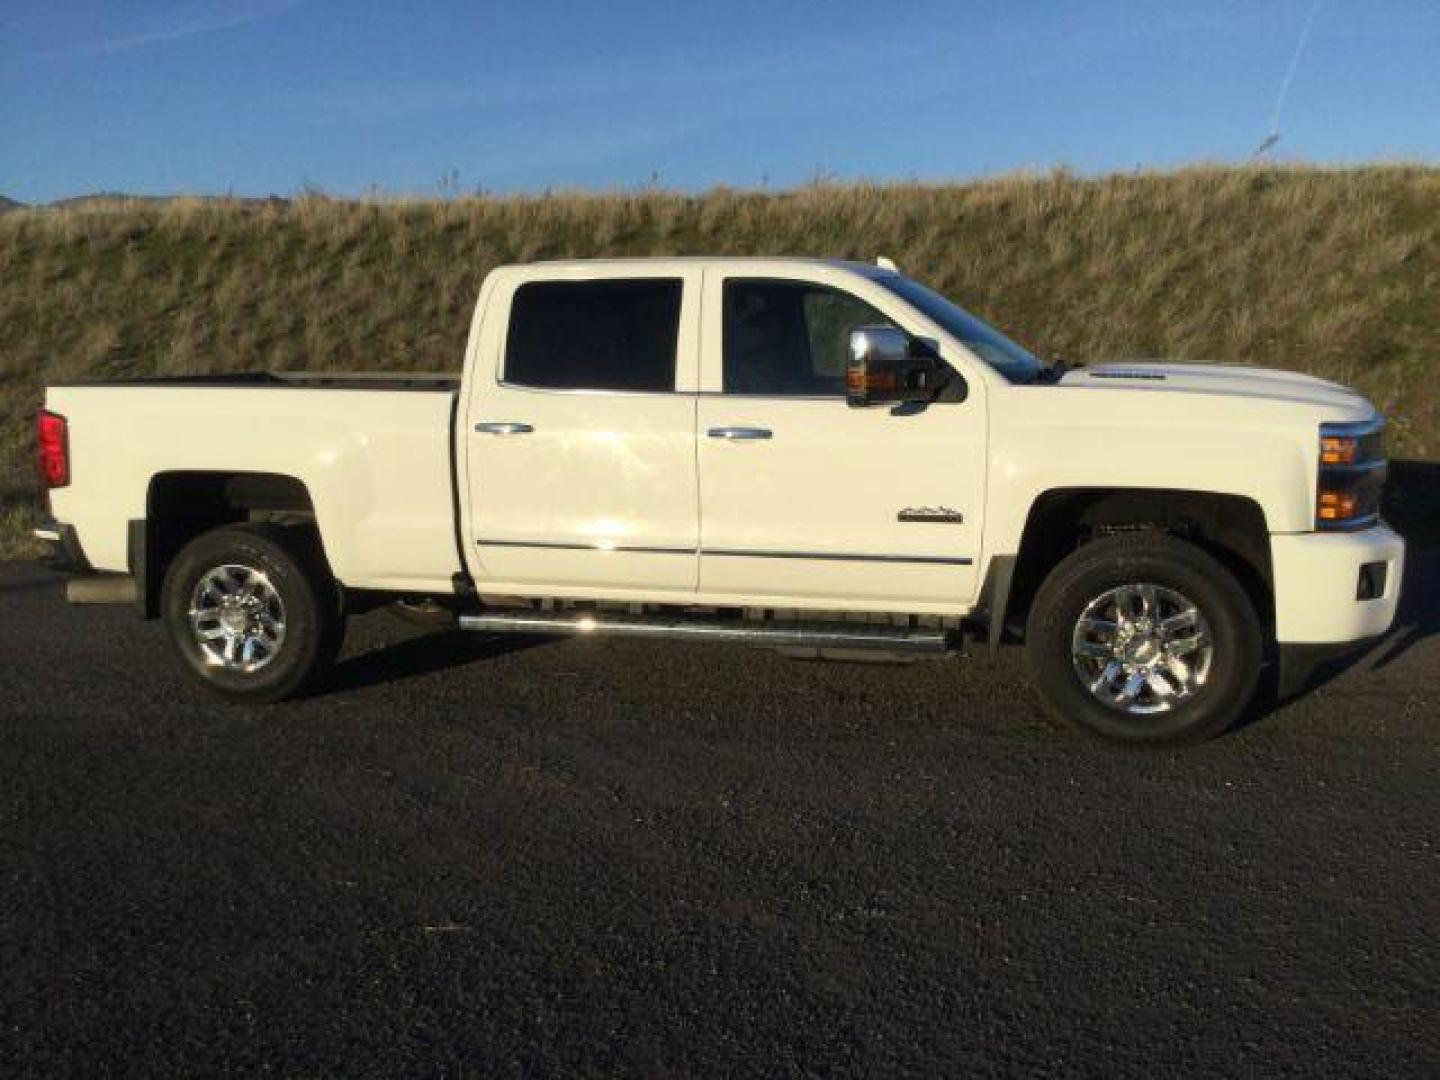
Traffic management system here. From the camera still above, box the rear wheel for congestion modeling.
[1025,532,1263,746]
[161,524,344,703]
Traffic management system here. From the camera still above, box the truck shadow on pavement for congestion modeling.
[308,628,546,697]
[0,574,58,596]
[1364,460,1440,673]
[1364,543,1438,671]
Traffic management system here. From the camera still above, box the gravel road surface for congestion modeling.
[2,552,1437,1076]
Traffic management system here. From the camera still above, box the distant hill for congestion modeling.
[0,195,24,213]
[46,192,167,210]
[45,192,288,211]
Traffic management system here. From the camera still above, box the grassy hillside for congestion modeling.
[3,165,1438,558]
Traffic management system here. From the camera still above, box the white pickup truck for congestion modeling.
[36,257,1404,745]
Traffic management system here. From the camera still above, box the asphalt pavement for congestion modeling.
[2,552,1437,1076]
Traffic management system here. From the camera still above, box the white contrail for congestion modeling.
[1267,0,1324,138]
[36,1,307,61]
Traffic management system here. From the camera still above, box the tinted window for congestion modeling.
[723,280,896,395]
[505,279,682,392]
[872,274,1044,383]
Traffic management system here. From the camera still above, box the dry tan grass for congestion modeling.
[3,164,1437,558]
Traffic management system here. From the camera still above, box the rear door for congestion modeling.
[465,268,701,596]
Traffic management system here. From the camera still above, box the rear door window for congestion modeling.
[505,279,683,392]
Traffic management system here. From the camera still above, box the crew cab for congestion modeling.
[35,258,1405,745]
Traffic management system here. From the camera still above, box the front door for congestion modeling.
[466,270,702,597]
[696,272,985,613]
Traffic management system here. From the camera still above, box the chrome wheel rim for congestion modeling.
[188,564,286,673]
[1070,582,1213,715]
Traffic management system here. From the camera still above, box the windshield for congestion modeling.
[874,275,1045,383]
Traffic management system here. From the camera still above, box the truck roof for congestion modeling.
[504,256,896,278]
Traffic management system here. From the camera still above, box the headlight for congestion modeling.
[1316,419,1386,530]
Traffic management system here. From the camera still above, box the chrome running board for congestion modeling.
[458,609,953,654]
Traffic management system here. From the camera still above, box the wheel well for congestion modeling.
[1004,489,1273,636]
[135,471,322,618]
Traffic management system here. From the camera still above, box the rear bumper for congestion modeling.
[1271,523,1405,644]
[34,515,92,574]
[37,516,142,604]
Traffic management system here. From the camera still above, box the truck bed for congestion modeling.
[50,371,462,392]
[44,376,464,593]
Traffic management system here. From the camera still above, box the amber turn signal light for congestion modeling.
[1320,435,1359,466]
[1317,487,1360,521]
[846,368,897,393]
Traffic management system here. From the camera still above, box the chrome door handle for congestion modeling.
[707,426,772,440]
[475,421,534,435]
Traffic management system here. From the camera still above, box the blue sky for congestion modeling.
[3,0,1438,202]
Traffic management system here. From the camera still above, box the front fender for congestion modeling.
[982,389,1320,554]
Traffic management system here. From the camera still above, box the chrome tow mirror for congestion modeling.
[846,326,947,407]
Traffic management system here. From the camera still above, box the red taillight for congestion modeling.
[37,410,70,488]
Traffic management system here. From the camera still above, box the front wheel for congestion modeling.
[161,524,344,703]
[1025,533,1263,747]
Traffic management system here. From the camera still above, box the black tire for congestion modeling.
[161,524,345,703]
[1025,532,1263,747]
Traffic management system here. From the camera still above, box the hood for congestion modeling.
[1059,361,1374,417]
